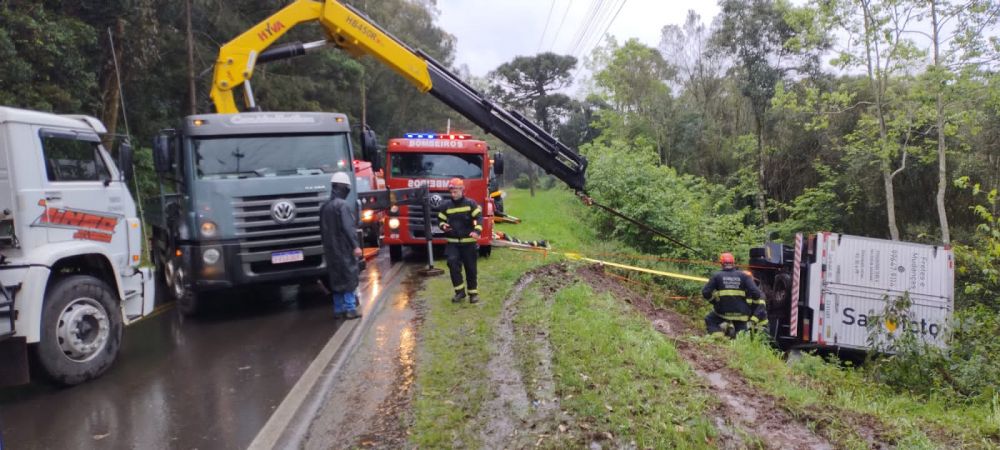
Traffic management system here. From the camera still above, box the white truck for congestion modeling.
[0,107,155,386]
[751,232,953,352]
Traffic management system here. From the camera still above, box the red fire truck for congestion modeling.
[382,132,502,261]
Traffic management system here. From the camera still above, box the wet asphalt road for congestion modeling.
[0,252,405,450]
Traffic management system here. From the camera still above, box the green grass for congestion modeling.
[720,332,1000,449]
[410,188,599,447]
[410,188,1000,449]
[408,188,714,447]
[517,281,717,448]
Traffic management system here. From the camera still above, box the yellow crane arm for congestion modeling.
[210,0,432,114]
[209,0,588,191]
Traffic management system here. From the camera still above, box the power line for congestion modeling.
[576,0,613,56]
[572,0,629,81]
[537,0,557,53]
[547,0,572,52]
[565,0,602,56]
[574,0,626,60]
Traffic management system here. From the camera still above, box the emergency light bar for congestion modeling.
[404,133,471,140]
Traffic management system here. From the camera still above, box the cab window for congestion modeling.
[40,132,111,182]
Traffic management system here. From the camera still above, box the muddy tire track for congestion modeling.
[476,264,577,449]
[575,265,859,450]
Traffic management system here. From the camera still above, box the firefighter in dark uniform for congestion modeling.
[438,178,482,303]
[701,252,766,337]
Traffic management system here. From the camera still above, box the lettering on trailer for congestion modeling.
[406,139,466,148]
[257,20,286,42]
[31,201,121,243]
[842,307,942,338]
[407,179,455,189]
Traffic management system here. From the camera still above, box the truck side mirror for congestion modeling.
[153,135,171,173]
[360,127,380,171]
[118,140,135,183]
[493,152,504,176]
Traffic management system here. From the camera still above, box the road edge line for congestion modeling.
[247,262,406,450]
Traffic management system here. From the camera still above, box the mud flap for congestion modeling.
[0,336,29,386]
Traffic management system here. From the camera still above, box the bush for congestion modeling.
[580,136,760,263]
[866,295,1000,402]
[513,173,531,189]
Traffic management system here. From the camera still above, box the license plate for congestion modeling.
[271,250,304,264]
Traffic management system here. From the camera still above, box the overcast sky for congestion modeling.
[435,0,721,79]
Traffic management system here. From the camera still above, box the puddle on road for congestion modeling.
[302,270,424,450]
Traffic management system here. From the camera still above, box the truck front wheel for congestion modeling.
[163,258,202,316]
[388,245,403,262]
[36,275,123,386]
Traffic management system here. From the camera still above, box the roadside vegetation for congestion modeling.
[409,189,999,448]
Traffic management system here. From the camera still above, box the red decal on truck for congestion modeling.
[32,204,121,242]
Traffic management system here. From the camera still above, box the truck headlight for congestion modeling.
[388,218,400,230]
[201,221,218,237]
[362,209,375,222]
[202,248,221,265]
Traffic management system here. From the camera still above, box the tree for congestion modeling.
[489,52,577,195]
[831,0,928,240]
[712,0,827,225]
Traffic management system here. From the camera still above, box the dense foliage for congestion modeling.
[3,0,999,404]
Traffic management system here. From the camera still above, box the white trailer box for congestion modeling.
[801,233,953,350]
[804,232,955,350]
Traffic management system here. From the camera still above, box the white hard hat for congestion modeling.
[330,172,351,186]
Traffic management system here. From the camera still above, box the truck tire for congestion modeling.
[163,258,202,317]
[36,275,123,386]
[388,244,403,262]
[364,226,382,248]
[478,245,492,258]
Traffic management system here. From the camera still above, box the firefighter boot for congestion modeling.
[452,290,467,303]
[468,292,480,304]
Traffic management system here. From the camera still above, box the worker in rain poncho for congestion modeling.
[320,172,363,319]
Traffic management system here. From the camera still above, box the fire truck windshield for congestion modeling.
[193,133,351,179]
[390,153,483,179]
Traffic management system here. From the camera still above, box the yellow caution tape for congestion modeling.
[498,246,709,283]
[575,256,709,283]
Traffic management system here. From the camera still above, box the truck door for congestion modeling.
[37,130,128,265]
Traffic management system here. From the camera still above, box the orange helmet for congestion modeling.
[448,178,464,188]
[719,252,735,267]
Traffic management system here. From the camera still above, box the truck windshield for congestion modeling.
[193,133,351,179]
[390,153,483,179]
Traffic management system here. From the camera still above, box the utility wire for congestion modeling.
[537,0,557,53]
[547,0,572,52]
[571,0,629,81]
[570,0,609,57]
[565,0,602,56]
[572,0,617,58]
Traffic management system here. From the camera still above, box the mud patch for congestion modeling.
[576,264,842,450]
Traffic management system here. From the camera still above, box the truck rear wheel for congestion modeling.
[388,245,403,262]
[36,275,123,386]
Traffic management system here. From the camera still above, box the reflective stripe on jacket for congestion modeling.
[437,196,482,243]
[701,268,764,321]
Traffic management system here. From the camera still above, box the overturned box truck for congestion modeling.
[750,232,953,352]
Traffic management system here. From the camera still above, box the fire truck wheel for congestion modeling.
[36,275,123,386]
[388,245,403,262]
[478,245,492,258]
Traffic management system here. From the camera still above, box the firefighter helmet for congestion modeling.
[719,252,736,268]
[448,178,464,188]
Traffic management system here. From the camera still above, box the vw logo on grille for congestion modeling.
[271,200,297,224]
[428,194,444,208]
